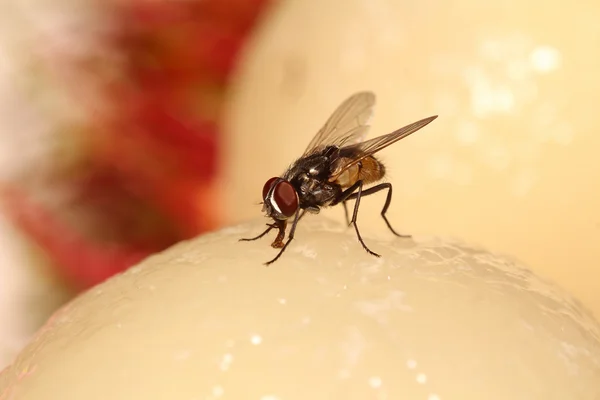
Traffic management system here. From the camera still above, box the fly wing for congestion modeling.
[329,115,438,181]
[302,91,376,156]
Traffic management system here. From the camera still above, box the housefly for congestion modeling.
[240,91,438,265]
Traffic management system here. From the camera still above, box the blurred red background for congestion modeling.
[0,0,273,290]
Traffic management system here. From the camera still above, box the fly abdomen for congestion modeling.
[334,155,385,188]
[357,156,385,185]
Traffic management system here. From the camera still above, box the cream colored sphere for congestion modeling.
[1,218,600,399]
[221,0,600,318]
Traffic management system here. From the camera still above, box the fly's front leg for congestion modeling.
[265,209,307,266]
[335,181,380,258]
[271,220,287,248]
[239,222,277,242]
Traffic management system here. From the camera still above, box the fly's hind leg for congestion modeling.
[345,182,411,238]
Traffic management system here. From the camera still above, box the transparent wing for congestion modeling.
[303,91,376,156]
[329,115,438,181]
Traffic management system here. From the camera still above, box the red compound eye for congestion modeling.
[262,177,278,200]
[272,180,298,217]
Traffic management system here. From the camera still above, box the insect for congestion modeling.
[240,91,438,265]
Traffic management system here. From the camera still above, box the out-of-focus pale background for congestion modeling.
[0,1,80,368]
[223,0,600,320]
[1,0,599,372]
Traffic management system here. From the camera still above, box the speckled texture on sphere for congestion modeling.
[1,218,599,399]
[221,0,600,319]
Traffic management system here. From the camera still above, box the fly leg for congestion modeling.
[334,180,380,257]
[239,222,277,242]
[265,209,307,266]
[270,219,287,248]
[345,182,410,238]
[342,201,351,226]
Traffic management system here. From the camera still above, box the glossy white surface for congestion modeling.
[1,218,599,399]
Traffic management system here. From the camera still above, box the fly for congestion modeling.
[240,91,438,265]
